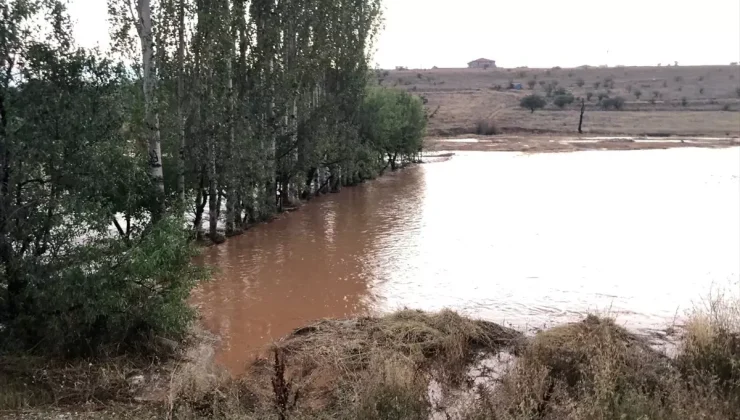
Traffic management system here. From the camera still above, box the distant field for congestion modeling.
[380,66,740,138]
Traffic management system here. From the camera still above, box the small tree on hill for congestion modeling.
[576,78,585,87]
[586,91,594,101]
[553,94,575,108]
[520,94,547,113]
[527,79,537,89]
[634,89,642,99]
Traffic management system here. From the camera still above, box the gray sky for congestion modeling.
[69,0,740,69]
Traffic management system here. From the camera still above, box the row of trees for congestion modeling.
[0,0,424,355]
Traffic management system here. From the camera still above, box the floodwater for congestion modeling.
[192,148,740,372]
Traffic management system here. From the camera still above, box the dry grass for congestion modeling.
[388,66,740,137]
[3,305,740,419]
[464,315,737,420]
[165,309,522,419]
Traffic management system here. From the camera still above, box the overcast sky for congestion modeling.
[68,0,740,69]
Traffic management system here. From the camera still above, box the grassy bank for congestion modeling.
[2,300,738,419]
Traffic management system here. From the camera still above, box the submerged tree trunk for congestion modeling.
[136,0,166,220]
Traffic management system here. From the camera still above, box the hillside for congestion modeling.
[379,65,740,138]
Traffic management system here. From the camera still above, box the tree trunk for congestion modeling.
[207,131,218,240]
[578,99,585,134]
[136,0,165,220]
[176,0,186,206]
[224,7,236,235]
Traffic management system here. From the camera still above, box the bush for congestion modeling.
[723,104,732,111]
[576,78,585,87]
[736,87,740,97]
[586,91,594,101]
[2,217,206,355]
[593,81,601,89]
[653,90,661,98]
[538,80,546,86]
[597,91,609,101]
[699,87,704,94]
[474,118,500,135]
[678,291,740,404]
[520,94,547,113]
[634,89,642,99]
[682,97,688,106]
[527,79,537,89]
[601,96,625,110]
[675,75,683,82]
[553,94,575,108]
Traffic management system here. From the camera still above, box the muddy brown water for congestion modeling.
[192,148,740,373]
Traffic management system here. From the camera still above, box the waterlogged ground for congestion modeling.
[192,147,740,372]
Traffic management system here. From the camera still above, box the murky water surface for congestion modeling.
[193,148,740,372]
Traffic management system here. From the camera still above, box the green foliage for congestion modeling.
[1,0,384,356]
[520,94,547,113]
[360,88,426,170]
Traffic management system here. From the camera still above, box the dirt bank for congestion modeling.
[425,134,740,153]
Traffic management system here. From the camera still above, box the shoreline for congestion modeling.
[425,133,740,153]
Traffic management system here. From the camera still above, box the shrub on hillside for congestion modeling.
[474,119,501,135]
[682,97,688,106]
[586,91,594,101]
[527,79,536,89]
[520,94,547,113]
[601,96,625,110]
[593,81,601,89]
[633,89,642,99]
[576,78,585,87]
[553,93,575,108]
